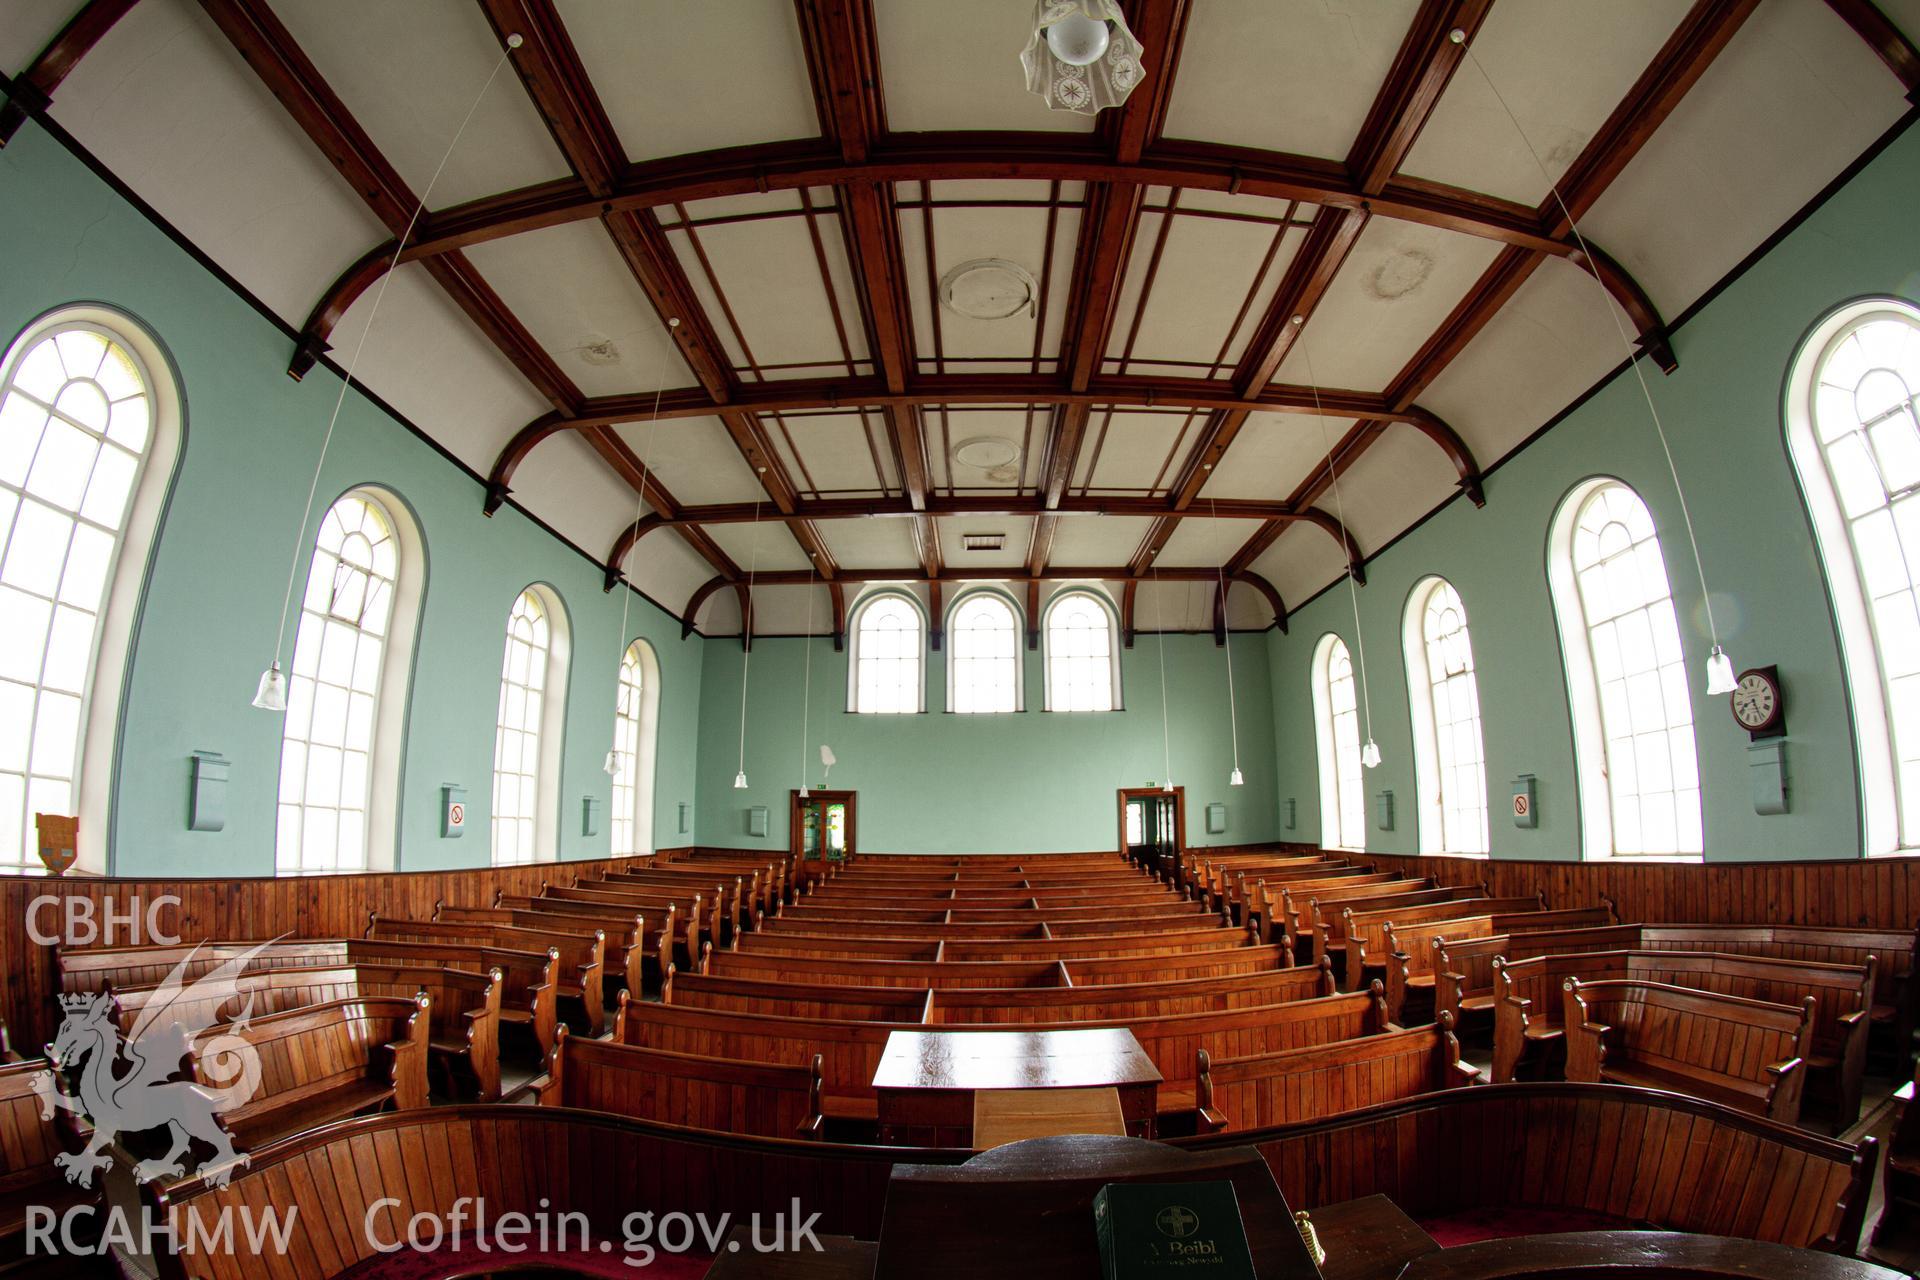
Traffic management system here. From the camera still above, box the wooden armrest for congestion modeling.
[1451,1061,1484,1086]
[460,1007,488,1023]
[1837,1009,1867,1028]
[794,1116,825,1141]
[1764,1056,1805,1081]
[1196,1107,1228,1134]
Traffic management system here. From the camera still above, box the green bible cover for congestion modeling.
[1093,1180,1258,1279]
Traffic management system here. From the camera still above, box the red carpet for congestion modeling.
[330,1236,711,1278]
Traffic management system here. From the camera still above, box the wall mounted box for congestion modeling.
[1511,774,1538,829]
[746,806,769,837]
[187,751,228,832]
[582,796,600,838]
[1750,741,1790,815]
[1282,799,1296,831]
[442,785,467,839]
[677,802,691,835]
[1374,790,1394,832]
[1205,802,1227,835]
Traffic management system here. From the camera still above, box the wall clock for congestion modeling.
[1729,664,1785,740]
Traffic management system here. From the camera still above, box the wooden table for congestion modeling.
[972,1086,1127,1148]
[872,1028,1162,1146]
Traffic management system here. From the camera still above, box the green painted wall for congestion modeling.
[1264,121,1920,863]
[695,624,1278,855]
[0,126,704,877]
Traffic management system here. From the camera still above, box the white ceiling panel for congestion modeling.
[1163,0,1422,161]
[1580,0,1908,319]
[1882,0,1920,38]
[325,263,551,472]
[1401,0,1690,206]
[738,583,833,635]
[1048,515,1155,568]
[50,0,385,323]
[1274,220,1505,392]
[1108,216,1305,373]
[503,430,635,562]
[559,0,819,161]
[1250,522,1348,614]
[673,215,864,376]
[698,589,741,635]
[705,521,811,574]
[1420,258,1628,467]
[607,416,766,505]
[874,0,1096,135]
[1155,518,1264,570]
[931,407,1039,492]
[902,195,1060,364]
[813,519,920,571]
[939,517,1034,571]
[1134,578,1216,632]
[779,412,892,496]
[464,219,684,398]
[1200,412,1351,502]
[1076,411,1195,494]
[275,0,569,209]
[1319,427,1463,552]
[0,0,82,75]
[623,524,717,620]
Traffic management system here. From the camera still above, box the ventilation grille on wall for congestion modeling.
[961,533,1006,552]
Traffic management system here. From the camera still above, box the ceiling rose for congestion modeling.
[939,259,1038,321]
[952,435,1022,471]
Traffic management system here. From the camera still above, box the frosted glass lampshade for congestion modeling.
[733,771,749,790]
[1705,645,1737,696]
[1021,1,1144,116]
[603,750,620,777]
[1361,740,1382,769]
[251,661,288,712]
[1229,768,1245,787]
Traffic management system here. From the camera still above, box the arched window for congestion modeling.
[1548,479,1701,857]
[947,592,1021,713]
[1311,634,1365,850]
[492,585,570,865]
[275,490,423,873]
[1044,590,1120,712]
[1787,299,1920,853]
[849,592,923,714]
[1,312,178,875]
[610,638,661,856]
[1403,577,1489,854]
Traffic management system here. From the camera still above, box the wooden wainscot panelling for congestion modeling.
[0,856,654,1050]
[1361,852,1920,935]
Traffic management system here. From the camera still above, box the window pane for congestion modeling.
[950,595,1018,713]
[1045,593,1116,712]
[852,595,923,714]
[611,641,653,856]
[1417,581,1489,854]
[492,589,552,864]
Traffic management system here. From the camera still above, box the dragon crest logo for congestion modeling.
[33,943,277,1189]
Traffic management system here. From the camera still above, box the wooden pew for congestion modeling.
[110,963,505,1102]
[1562,978,1812,1125]
[437,898,652,1000]
[926,963,1337,1024]
[55,937,559,1059]
[0,1057,88,1269]
[664,971,934,1021]
[587,871,732,943]
[543,882,703,964]
[607,863,769,931]
[1297,880,1483,962]
[1336,892,1552,990]
[1432,924,1645,1028]
[190,995,429,1154]
[369,915,605,1036]
[1195,1014,1477,1132]
[1637,923,1918,1061]
[730,924,1251,964]
[706,950,1069,989]
[1380,902,1619,1020]
[1184,1081,1875,1253]
[1494,950,1869,1126]
[1245,871,1400,942]
[0,1018,17,1063]
[537,1025,824,1139]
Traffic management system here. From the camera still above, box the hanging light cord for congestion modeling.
[1300,323,1377,746]
[605,338,674,775]
[267,40,520,674]
[736,498,762,781]
[1151,561,1174,789]
[1210,496,1242,776]
[798,558,816,789]
[1457,36,1721,651]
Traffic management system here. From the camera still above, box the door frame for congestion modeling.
[790,789,858,863]
[1116,786,1186,862]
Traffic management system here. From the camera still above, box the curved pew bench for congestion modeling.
[1393,1231,1901,1279]
[538,1024,826,1139]
[1181,1080,1876,1253]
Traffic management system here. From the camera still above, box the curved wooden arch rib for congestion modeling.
[1403,412,1487,508]
[1291,509,1369,588]
[289,143,1664,378]
[603,514,668,591]
[1232,572,1289,636]
[681,576,730,639]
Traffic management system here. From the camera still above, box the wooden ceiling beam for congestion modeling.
[1822,0,1920,98]
[1349,0,1498,196]
[196,0,582,417]
[0,0,141,146]
[735,565,1296,588]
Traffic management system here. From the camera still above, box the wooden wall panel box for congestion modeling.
[1374,790,1394,832]
[1207,803,1228,835]
[1750,742,1789,815]
[747,805,769,837]
[187,751,227,832]
[1094,1180,1257,1280]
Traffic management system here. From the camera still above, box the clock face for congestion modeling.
[1732,673,1777,728]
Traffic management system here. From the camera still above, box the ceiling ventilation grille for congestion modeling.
[961,533,1006,552]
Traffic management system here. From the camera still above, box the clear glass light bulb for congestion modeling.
[1229,768,1245,787]
[251,661,288,712]
[1361,740,1382,769]
[733,771,749,790]
[1705,645,1737,696]
[1045,12,1110,65]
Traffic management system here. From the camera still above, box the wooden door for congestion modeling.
[791,790,857,866]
